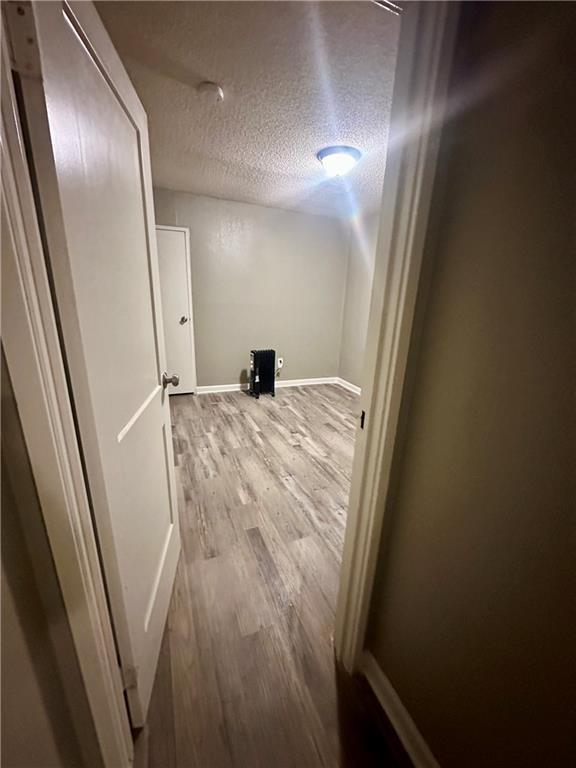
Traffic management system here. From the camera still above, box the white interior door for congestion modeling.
[156,226,197,394]
[18,1,181,726]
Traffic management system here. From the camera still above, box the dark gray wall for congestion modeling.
[367,4,576,767]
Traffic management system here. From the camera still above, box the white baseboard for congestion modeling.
[197,377,361,395]
[196,382,247,394]
[359,651,439,768]
[335,377,361,395]
[276,376,338,389]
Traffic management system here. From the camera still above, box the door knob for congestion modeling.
[179,316,188,325]
[162,372,180,389]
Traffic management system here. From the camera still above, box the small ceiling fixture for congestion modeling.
[197,81,224,103]
[317,145,361,178]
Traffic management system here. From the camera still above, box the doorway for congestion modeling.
[2,1,458,766]
[98,2,400,762]
[156,225,197,395]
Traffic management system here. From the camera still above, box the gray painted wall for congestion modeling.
[338,213,379,387]
[366,4,576,767]
[154,189,350,386]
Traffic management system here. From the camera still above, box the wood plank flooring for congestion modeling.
[134,384,408,768]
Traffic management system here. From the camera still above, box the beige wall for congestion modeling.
[1,353,101,768]
[154,189,350,386]
[367,3,575,767]
[338,213,379,387]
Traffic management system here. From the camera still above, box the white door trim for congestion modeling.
[156,224,198,393]
[1,26,132,768]
[335,1,460,671]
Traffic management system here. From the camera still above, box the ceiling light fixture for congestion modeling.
[317,145,361,178]
[197,81,224,103]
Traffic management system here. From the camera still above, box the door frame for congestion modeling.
[335,0,460,670]
[1,17,132,768]
[156,224,198,394]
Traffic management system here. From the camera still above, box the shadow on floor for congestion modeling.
[335,662,413,768]
[134,646,413,768]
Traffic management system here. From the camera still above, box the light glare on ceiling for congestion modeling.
[317,145,361,177]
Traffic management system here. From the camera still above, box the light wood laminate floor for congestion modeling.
[135,384,408,768]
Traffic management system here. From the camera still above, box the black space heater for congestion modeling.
[249,349,275,398]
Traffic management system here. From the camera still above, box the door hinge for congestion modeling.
[4,2,42,78]
[120,664,138,691]
[360,410,366,430]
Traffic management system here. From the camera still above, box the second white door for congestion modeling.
[156,226,197,394]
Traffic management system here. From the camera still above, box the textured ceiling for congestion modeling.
[97,1,400,218]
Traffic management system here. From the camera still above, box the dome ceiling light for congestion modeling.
[317,145,362,178]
